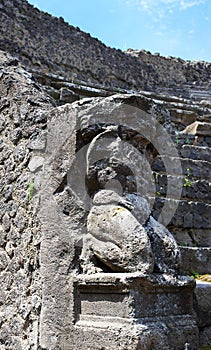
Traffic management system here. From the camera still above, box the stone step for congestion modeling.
[151,197,211,229]
[179,144,211,162]
[170,133,211,148]
[169,108,197,127]
[181,121,211,137]
[152,156,211,180]
[195,135,211,147]
[171,228,211,247]
[152,173,211,202]
[73,273,198,349]
[172,132,211,147]
[194,280,211,329]
[164,100,210,115]
[190,90,211,98]
[179,247,211,275]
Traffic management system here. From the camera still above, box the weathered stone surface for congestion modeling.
[0,0,211,96]
[59,87,79,103]
[28,155,44,173]
[180,247,211,274]
[73,273,198,350]
[36,95,196,349]
[28,130,46,151]
[174,228,211,247]
[194,281,211,327]
[181,121,211,136]
[152,155,211,180]
[145,216,181,274]
[153,173,211,202]
[82,189,154,274]
[153,198,211,230]
[199,326,211,347]
[0,50,54,349]
[180,144,211,162]
[0,0,210,347]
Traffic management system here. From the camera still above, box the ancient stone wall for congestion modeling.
[0,49,210,348]
[0,51,53,349]
[0,0,211,92]
[0,0,211,349]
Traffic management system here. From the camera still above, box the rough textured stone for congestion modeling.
[194,281,211,328]
[59,87,79,103]
[81,189,154,274]
[73,273,198,350]
[0,0,210,348]
[180,247,211,274]
[0,0,211,96]
[146,216,181,273]
[28,155,44,173]
[36,95,198,349]
[181,121,211,136]
[199,326,211,347]
[0,50,54,350]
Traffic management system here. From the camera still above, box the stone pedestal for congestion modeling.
[72,273,199,350]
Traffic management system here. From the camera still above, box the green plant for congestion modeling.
[155,172,159,183]
[183,167,192,187]
[185,138,190,145]
[155,174,164,197]
[28,180,35,200]
[175,133,179,145]
[190,271,200,279]
[184,177,192,187]
[180,242,188,247]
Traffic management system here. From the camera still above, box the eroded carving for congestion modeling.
[76,124,181,275]
[80,189,154,274]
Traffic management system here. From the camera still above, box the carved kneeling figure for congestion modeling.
[80,189,180,274]
[80,190,154,274]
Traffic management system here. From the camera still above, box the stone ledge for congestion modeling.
[195,281,211,328]
[73,273,198,349]
[180,247,211,274]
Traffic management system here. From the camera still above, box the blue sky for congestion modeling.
[28,0,211,62]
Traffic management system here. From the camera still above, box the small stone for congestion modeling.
[14,144,28,163]
[10,128,22,144]
[0,139,4,151]
[6,201,18,218]
[60,87,79,103]
[28,130,46,151]
[0,118,5,132]
[28,155,44,172]
[2,185,13,201]
[13,208,27,231]
[2,213,11,232]
[0,230,6,247]
[5,241,14,258]
[0,249,10,271]
[184,212,193,228]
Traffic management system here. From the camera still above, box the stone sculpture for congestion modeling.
[80,189,154,274]
[80,188,181,275]
[39,97,198,350]
[80,125,181,276]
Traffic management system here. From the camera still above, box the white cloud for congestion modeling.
[125,0,206,14]
[180,0,204,10]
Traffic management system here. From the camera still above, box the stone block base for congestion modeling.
[72,273,199,350]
